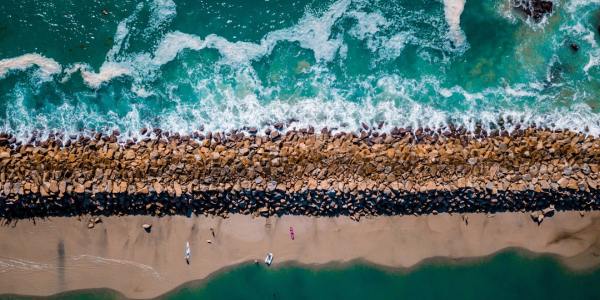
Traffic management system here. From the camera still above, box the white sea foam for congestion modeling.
[558,2,600,74]
[378,32,411,60]
[64,0,176,89]
[265,0,351,62]
[564,23,597,48]
[83,63,133,89]
[348,11,390,39]
[584,55,600,73]
[114,74,600,138]
[0,53,61,80]
[61,0,466,91]
[204,35,265,64]
[106,3,144,61]
[66,0,352,89]
[1,0,600,141]
[4,73,600,143]
[565,0,600,13]
[575,24,600,74]
[153,31,204,63]
[443,0,467,48]
[62,63,133,89]
[148,0,177,31]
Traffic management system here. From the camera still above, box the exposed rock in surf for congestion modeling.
[570,43,579,52]
[513,0,553,22]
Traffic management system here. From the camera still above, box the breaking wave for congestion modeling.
[0,0,599,141]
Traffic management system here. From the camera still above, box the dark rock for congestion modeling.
[513,0,553,22]
[569,43,579,52]
[142,223,152,232]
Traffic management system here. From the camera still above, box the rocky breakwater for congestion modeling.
[1,126,600,220]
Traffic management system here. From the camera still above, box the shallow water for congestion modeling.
[169,252,600,300]
[0,0,600,140]
[4,251,600,300]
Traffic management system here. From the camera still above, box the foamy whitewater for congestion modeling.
[0,54,61,81]
[0,0,599,141]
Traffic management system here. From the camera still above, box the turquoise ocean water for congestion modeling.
[0,0,600,141]
[4,252,600,300]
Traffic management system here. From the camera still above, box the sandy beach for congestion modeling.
[0,211,599,298]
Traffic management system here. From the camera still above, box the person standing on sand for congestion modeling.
[185,241,191,264]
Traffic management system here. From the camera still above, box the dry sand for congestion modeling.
[1,212,600,298]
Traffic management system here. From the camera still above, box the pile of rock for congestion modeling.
[0,125,599,219]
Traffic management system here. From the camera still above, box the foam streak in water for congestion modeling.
[443,0,467,48]
[0,54,61,80]
[1,0,600,142]
[69,0,351,89]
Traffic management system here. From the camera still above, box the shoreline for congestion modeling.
[12,248,594,300]
[1,212,600,298]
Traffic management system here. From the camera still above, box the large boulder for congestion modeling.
[513,0,553,22]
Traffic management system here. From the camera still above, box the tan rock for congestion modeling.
[174,182,182,197]
[58,181,66,195]
[49,180,59,194]
[319,180,330,190]
[119,181,128,193]
[293,180,303,192]
[385,148,395,159]
[557,177,569,189]
[124,150,136,160]
[567,179,578,190]
[307,178,318,189]
[587,178,597,189]
[153,182,163,194]
[542,205,555,216]
[424,181,436,191]
[74,184,85,194]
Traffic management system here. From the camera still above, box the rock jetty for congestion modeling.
[0,126,599,220]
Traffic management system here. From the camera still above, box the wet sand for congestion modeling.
[1,212,600,299]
